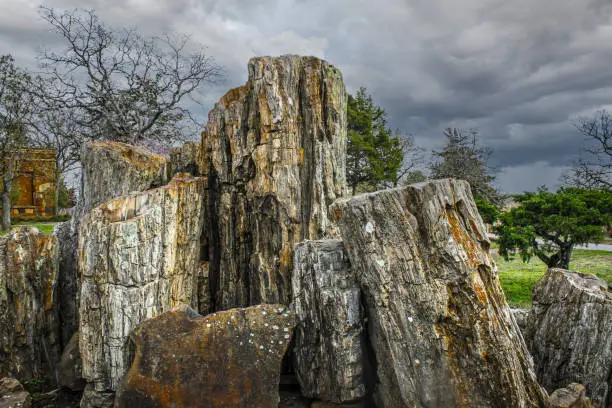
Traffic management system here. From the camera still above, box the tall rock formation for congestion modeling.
[201,55,347,310]
[78,174,205,400]
[525,269,612,407]
[116,304,296,408]
[0,227,60,380]
[330,180,548,408]
[80,141,168,213]
[292,239,368,403]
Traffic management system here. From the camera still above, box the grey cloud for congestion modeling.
[1,0,611,193]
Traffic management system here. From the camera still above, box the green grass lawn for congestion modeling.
[0,222,57,236]
[496,249,612,308]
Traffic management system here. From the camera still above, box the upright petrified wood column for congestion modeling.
[201,55,347,310]
[78,174,205,402]
[331,179,548,408]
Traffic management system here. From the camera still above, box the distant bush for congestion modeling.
[12,214,71,223]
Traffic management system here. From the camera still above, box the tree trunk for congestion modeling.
[542,245,573,270]
[1,190,11,231]
[54,168,61,216]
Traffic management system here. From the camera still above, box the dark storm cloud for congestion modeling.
[1,0,611,193]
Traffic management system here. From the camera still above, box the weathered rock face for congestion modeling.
[549,383,593,408]
[53,220,79,348]
[80,141,168,213]
[511,308,531,337]
[116,304,296,408]
[169,140,201,176]
[330,180,548,408]
[201,55,347,310]
[0,378,31,408]
[292,239,367,403]
[78,174,205,395]
[0,227,60,380]
[57,332,84,391]
[526,269,612,407]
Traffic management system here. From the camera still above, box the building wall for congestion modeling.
[0,148,56,217]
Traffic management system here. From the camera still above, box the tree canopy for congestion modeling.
[496,187,612,269]
[346,87,418,194]
[430,128,499,203]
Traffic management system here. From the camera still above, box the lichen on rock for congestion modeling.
[116,304,296,408]
[201,55,347,310]
[78,174,205,394]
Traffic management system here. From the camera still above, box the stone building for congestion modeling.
[0,148,56,217]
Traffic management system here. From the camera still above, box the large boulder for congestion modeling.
[201,55,347,310]
[0,227,60,380]
[116,304,296,408]
[78,174,205,400]
[80,141,168,213]
[330,179,548,408]
[525,269,612,406]
[292,239,368,403]
[0,378,31,408]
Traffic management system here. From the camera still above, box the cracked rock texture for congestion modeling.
[53,220,79,348]
[80,141,169,213]
[201,55,347,310]
[0,378,31,408]
[78,174,205,397]
[169,140,202,176]
[525,269,612,407]
[549,383,593,408]
[292,239,367,403]
[330,179,548,408]
[116,304,296,408]
[0,227,60,381]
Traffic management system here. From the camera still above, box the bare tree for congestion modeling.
[38,7,224,144]
[30,76,84,212]
[0,55,33,230]
[565,110,612,190]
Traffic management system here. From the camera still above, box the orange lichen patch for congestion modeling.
[221,85,248,108]
[472,272,489,304]
[446,209,482,269]
[298,147,305,165]
[278,244,293,276]
[332,207,343,222]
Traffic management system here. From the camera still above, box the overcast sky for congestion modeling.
[2,0,611,193]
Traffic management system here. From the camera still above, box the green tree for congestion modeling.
[346,87,407,194]
[475,199,500,225]
[430,128,499,203]
[496,187,612,269]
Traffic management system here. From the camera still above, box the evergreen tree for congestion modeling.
[346,87,405,194]
[430,128,499,203]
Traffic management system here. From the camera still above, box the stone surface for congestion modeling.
[292,239,367,403]
[78,174,205,394]
[80,384,115,408]
[53,220,79,348]
[56,332,84,391]
[116,304,296,408]
[80,141,168,213]
[549,383,593,408]
[0,227,60,380]
[0,378,31,408]
[201,55,347,310]
[525,268,612,407]
[169,141,201,176]
[511,308,531,337]
[330,179,548,408]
